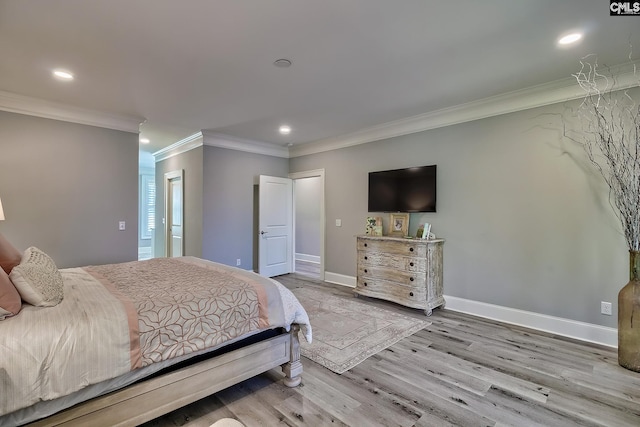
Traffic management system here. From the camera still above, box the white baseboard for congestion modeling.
[324,271,356,288]
[444,296,617,348]
[323,274,617,348]
[295,253,321,264]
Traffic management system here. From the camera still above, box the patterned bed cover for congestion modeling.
[0,257,310,424]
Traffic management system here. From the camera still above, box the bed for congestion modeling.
[0,246,311,427]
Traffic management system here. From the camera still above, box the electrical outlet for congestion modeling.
[119,221,126,231]
[601,301,612,316]
[236,259,241,266]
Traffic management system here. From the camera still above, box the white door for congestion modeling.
[258,175,293,277]
[165,170,184,257]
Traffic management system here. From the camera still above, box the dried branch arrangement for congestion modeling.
[569,54,640,251]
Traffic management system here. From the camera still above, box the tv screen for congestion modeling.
[368,165,436,212]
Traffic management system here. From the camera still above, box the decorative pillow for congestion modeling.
[10,247,64,307]
[0,267,21,320]
[0,232,22,275]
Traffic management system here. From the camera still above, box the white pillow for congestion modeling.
[10,247,63,307]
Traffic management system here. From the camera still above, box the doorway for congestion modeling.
[291,169,325,281]
[164,169,184,257]
[256,170,325,280]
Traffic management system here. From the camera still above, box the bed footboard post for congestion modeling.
[282,324,303,387]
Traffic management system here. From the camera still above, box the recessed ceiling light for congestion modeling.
[558,32,583,46]
[274,59,292,68]
[279,125,291,135]
[140,138,150,144]
[52,69,74,80]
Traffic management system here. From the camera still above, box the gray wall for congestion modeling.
[154,146,204,258]
[203,146,288,270]
[290,99,628,328]
[295,176,321,258]
[0,110,138,268]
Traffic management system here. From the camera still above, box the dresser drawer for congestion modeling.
[357,251,426,272]
[357,238,427,257]
[356,277,427,309]
[357,265,425,287]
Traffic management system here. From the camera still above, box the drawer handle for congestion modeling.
[364,243,368,247]
[364,269,368,273]
[409,247,414,252]
[364,256,368,260]
[410,277,414,282]
[409,292,414,297]
[409,262,414,267]
[364,282,368,286]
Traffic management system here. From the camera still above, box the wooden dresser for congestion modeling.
[355,235,445,316]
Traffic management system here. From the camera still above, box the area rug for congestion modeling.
[292,287,431,374]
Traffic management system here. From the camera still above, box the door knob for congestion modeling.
[260,231,268,235]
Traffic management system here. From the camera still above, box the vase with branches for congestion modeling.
[569,54,640,371]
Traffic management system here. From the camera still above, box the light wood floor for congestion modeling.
[142,274,640,427]
[294,260,321,280]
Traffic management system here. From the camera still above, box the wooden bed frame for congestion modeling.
[27,326,302,427]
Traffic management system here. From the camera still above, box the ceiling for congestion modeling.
[1,0,639,159]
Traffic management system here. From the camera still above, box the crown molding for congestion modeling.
[202,131,289,158]
[0,90,144,133]
[152,130,289,162]
[289,60,640,158]
[153,131,203,162]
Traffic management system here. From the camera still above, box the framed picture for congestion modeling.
[388,212,409,236]
[365,217,377,235]
[365,216,384,236]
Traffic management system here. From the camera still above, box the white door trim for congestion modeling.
[164,169,184,257]
[289,169,325,281]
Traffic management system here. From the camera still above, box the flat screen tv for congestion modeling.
[368,165,437,212]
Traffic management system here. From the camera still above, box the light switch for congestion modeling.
[119,221,126,231]
[335,219,342,227]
